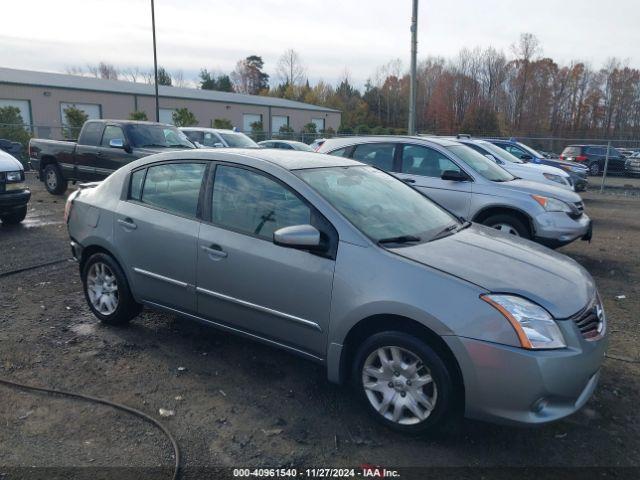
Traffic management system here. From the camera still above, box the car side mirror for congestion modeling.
[441,170,469,182]
[273,224,324,251]
[109,138,125,149]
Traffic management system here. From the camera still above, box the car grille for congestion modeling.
[571,298,605,340]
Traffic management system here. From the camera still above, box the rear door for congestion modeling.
[196,164,335,358]
[73,122,105,181]
[394,144,472,218]
[115,161,207,313]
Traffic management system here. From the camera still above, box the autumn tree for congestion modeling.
[231,56,269,94]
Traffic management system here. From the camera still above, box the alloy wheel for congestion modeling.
[46,169,58,190]
[87,262,119,315]
[362,346,438,425]
[490,223,520,236]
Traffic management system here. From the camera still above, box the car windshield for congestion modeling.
[446,145,515,182]
[517,142,544,158]
[291,142,315,152]
[296,165,457,243]
[126,124,194,149]
[218,132,258,148]
[477,141,524,164]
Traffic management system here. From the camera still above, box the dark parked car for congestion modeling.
[488,139,589,191]
[560,145,627,176]
[29,120,195,195]
[0,149,30,224]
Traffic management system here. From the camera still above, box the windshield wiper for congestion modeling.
[378,235,421,245]
[429,223,460,241]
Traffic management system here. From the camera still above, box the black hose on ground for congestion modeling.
[0,377,181,480]
[0,258,72,278]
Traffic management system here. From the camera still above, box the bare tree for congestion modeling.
[122,67,144,83]
[276,49,306,86]
[98,62,119,80]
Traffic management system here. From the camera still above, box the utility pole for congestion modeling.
[408,0,418,135]
[151,0,160,122]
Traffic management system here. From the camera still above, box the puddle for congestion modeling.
[70,323,98,336]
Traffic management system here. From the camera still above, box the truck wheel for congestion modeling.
[0,205,27,225]
[588,162,601,176]
[483,214,530,238]
[352,331,456,434]
[81,252,141,325]
[43,164,68,195]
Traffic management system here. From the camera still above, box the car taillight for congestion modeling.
[575,155,588,162]
[64,190,79,223]
[559,155,565,160]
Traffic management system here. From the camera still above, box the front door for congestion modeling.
[196,164,335,358]
[393,144,472,219]
[114,161,207,313]
[97,124,135,176]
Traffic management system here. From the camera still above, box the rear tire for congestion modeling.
[81,252,141,325]
[482,214,530,239]
[0,205,27,224]
[351,331,456,435]
[588,162,601,176]
[43,163,68,195]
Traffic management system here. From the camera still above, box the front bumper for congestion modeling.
[444,319,607,426]
[568,172,588,191]
[0,189,31,214]
[533,211,592,248]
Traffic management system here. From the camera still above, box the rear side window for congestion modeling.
[129,169,145,200]
[352,143,395,170]
[327,147,350,157]
[140,163,206,217]
[78,122,104,146]
[211,165,311,240]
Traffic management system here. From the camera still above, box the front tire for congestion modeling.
[43,164,68,195]
[588,162,601,176]
[82,252,141,325]
[352,331,455,434]
[0,205,27,224]
[482,214,530,238]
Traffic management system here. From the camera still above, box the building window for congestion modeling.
[271,115,289,134]
[159,108,176,125]
[0,99,31,130]
[243,114,262,133]
[311,118,325,132]
[60,102,101,124]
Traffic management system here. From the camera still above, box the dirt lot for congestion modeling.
[1,174,639,478]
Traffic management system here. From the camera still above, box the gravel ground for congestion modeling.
[1,174,639,478]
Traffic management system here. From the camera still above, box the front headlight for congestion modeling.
[6,170,23,182]
[531,194,573,213]
[542,173,566,185]
[481,294,566,349]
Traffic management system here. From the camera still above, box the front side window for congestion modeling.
[446,145,514,182]
[327,147,350,157]
[296,166,455,243]
[140,163,205,217]
[202,132,222,147]
[400,145,460,177]
[183,130,204,145]
[212,165,311,239]
[352,143,395,171]
[477,141,524,164]
[101,125,125,147]
[505,144,527,158]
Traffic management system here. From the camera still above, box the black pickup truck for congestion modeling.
[29,120,195,194]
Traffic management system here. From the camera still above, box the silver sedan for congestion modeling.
[66,149,607,434]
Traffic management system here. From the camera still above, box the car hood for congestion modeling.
[0,150,23,171]
[389,224,595,318]
[546,157,588,170]
[521,163,569,177]
[494,179,582,203]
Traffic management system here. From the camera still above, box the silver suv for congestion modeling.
[318,136,592,248]
[66,149,607,433]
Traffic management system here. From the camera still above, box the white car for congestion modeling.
[457,138,574,191]
[180,127,259,149]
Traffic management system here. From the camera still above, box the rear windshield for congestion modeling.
[218,132,258,148]
[446,145,515,182]
[561,146,582,157]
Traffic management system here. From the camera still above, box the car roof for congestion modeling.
[258,139,305,145]
[179,127,240,134]
[321,135,461,149]
[136,148,362,171]
[90,119,174,127]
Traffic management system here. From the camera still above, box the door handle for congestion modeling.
[201,244,228,259]
[117,218,137,230]
[403,178,416,184]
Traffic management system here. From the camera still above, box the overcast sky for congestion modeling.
[2,0,639,87]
